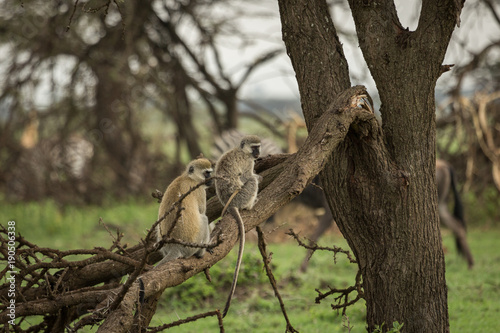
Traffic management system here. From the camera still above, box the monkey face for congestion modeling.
[204,169,213,186]
[239,135,261,159]
[187,158,214,185]
[251,145,260,159]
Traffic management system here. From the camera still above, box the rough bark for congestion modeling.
[278,0,464,332]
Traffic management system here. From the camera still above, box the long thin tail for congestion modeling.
[449,166,466,255]
[222,207,245,318]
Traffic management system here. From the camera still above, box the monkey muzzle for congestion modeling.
[204,171,213,186]
[252,147,260,159]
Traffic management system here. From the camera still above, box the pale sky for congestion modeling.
[14,0,500,110]
[229,0,500,100]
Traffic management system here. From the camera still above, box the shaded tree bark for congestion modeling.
[278,0,464,332]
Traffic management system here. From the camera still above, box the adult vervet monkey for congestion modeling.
[214,135,261,317]
[155,158,213,266]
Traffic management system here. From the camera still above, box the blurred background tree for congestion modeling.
[0,0,498,227]
[0,0,284,204]
[435,0,500,225]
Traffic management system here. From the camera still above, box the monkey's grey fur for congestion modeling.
[214,135,261,318]
[215,135,262,211]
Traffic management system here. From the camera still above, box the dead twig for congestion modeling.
[147,309,225,333]
[286,229,357,264]
[315,270,364,316]
[99,218,128,255]
[257,226,299,333]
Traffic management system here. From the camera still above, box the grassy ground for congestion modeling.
[1,200,499,332]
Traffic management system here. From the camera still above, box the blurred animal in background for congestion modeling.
[436,159,474,268]
[211,129,282,159]
[300,159,475,271]
[155,158,214,265]
[7,112,94,201]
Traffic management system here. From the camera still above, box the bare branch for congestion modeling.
[257,227,299,333]
[286,229,356,264]
[236,49,284,88]
[315,270,364,316]
[147,310,225,333]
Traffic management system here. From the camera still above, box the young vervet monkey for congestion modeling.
[155,158,213,266]
[214,135,261,317]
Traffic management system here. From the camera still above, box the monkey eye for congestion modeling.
[189,166,194,173]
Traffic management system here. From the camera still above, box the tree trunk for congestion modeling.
[278,0,464,332]
[89,0,152,193]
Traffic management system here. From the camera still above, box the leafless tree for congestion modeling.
[0,0,281,200]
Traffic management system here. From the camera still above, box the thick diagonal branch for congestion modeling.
[97,85,379,332]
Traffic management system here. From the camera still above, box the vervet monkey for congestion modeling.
[214,135,261,317]
[156,158,213,266]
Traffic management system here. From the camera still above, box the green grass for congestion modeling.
[1,200,500,332]
[146,239,364,333]
[442,228,500,333]
[0,199,158,250]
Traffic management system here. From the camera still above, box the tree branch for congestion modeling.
[315,270,364,316]
[148,309,225,333]
[286,229,356,264]
[97,85,378,332]
[1,86,378,330]
[257,226,298,333]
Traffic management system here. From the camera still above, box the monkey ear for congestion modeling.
[196,153,205,159]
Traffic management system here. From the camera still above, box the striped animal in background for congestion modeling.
[211,129,283,160]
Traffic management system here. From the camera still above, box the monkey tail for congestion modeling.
[222,207,245,318]
[221,189,240,217]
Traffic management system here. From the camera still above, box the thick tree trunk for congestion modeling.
[89,0,152,193]
[278,0,464,332]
